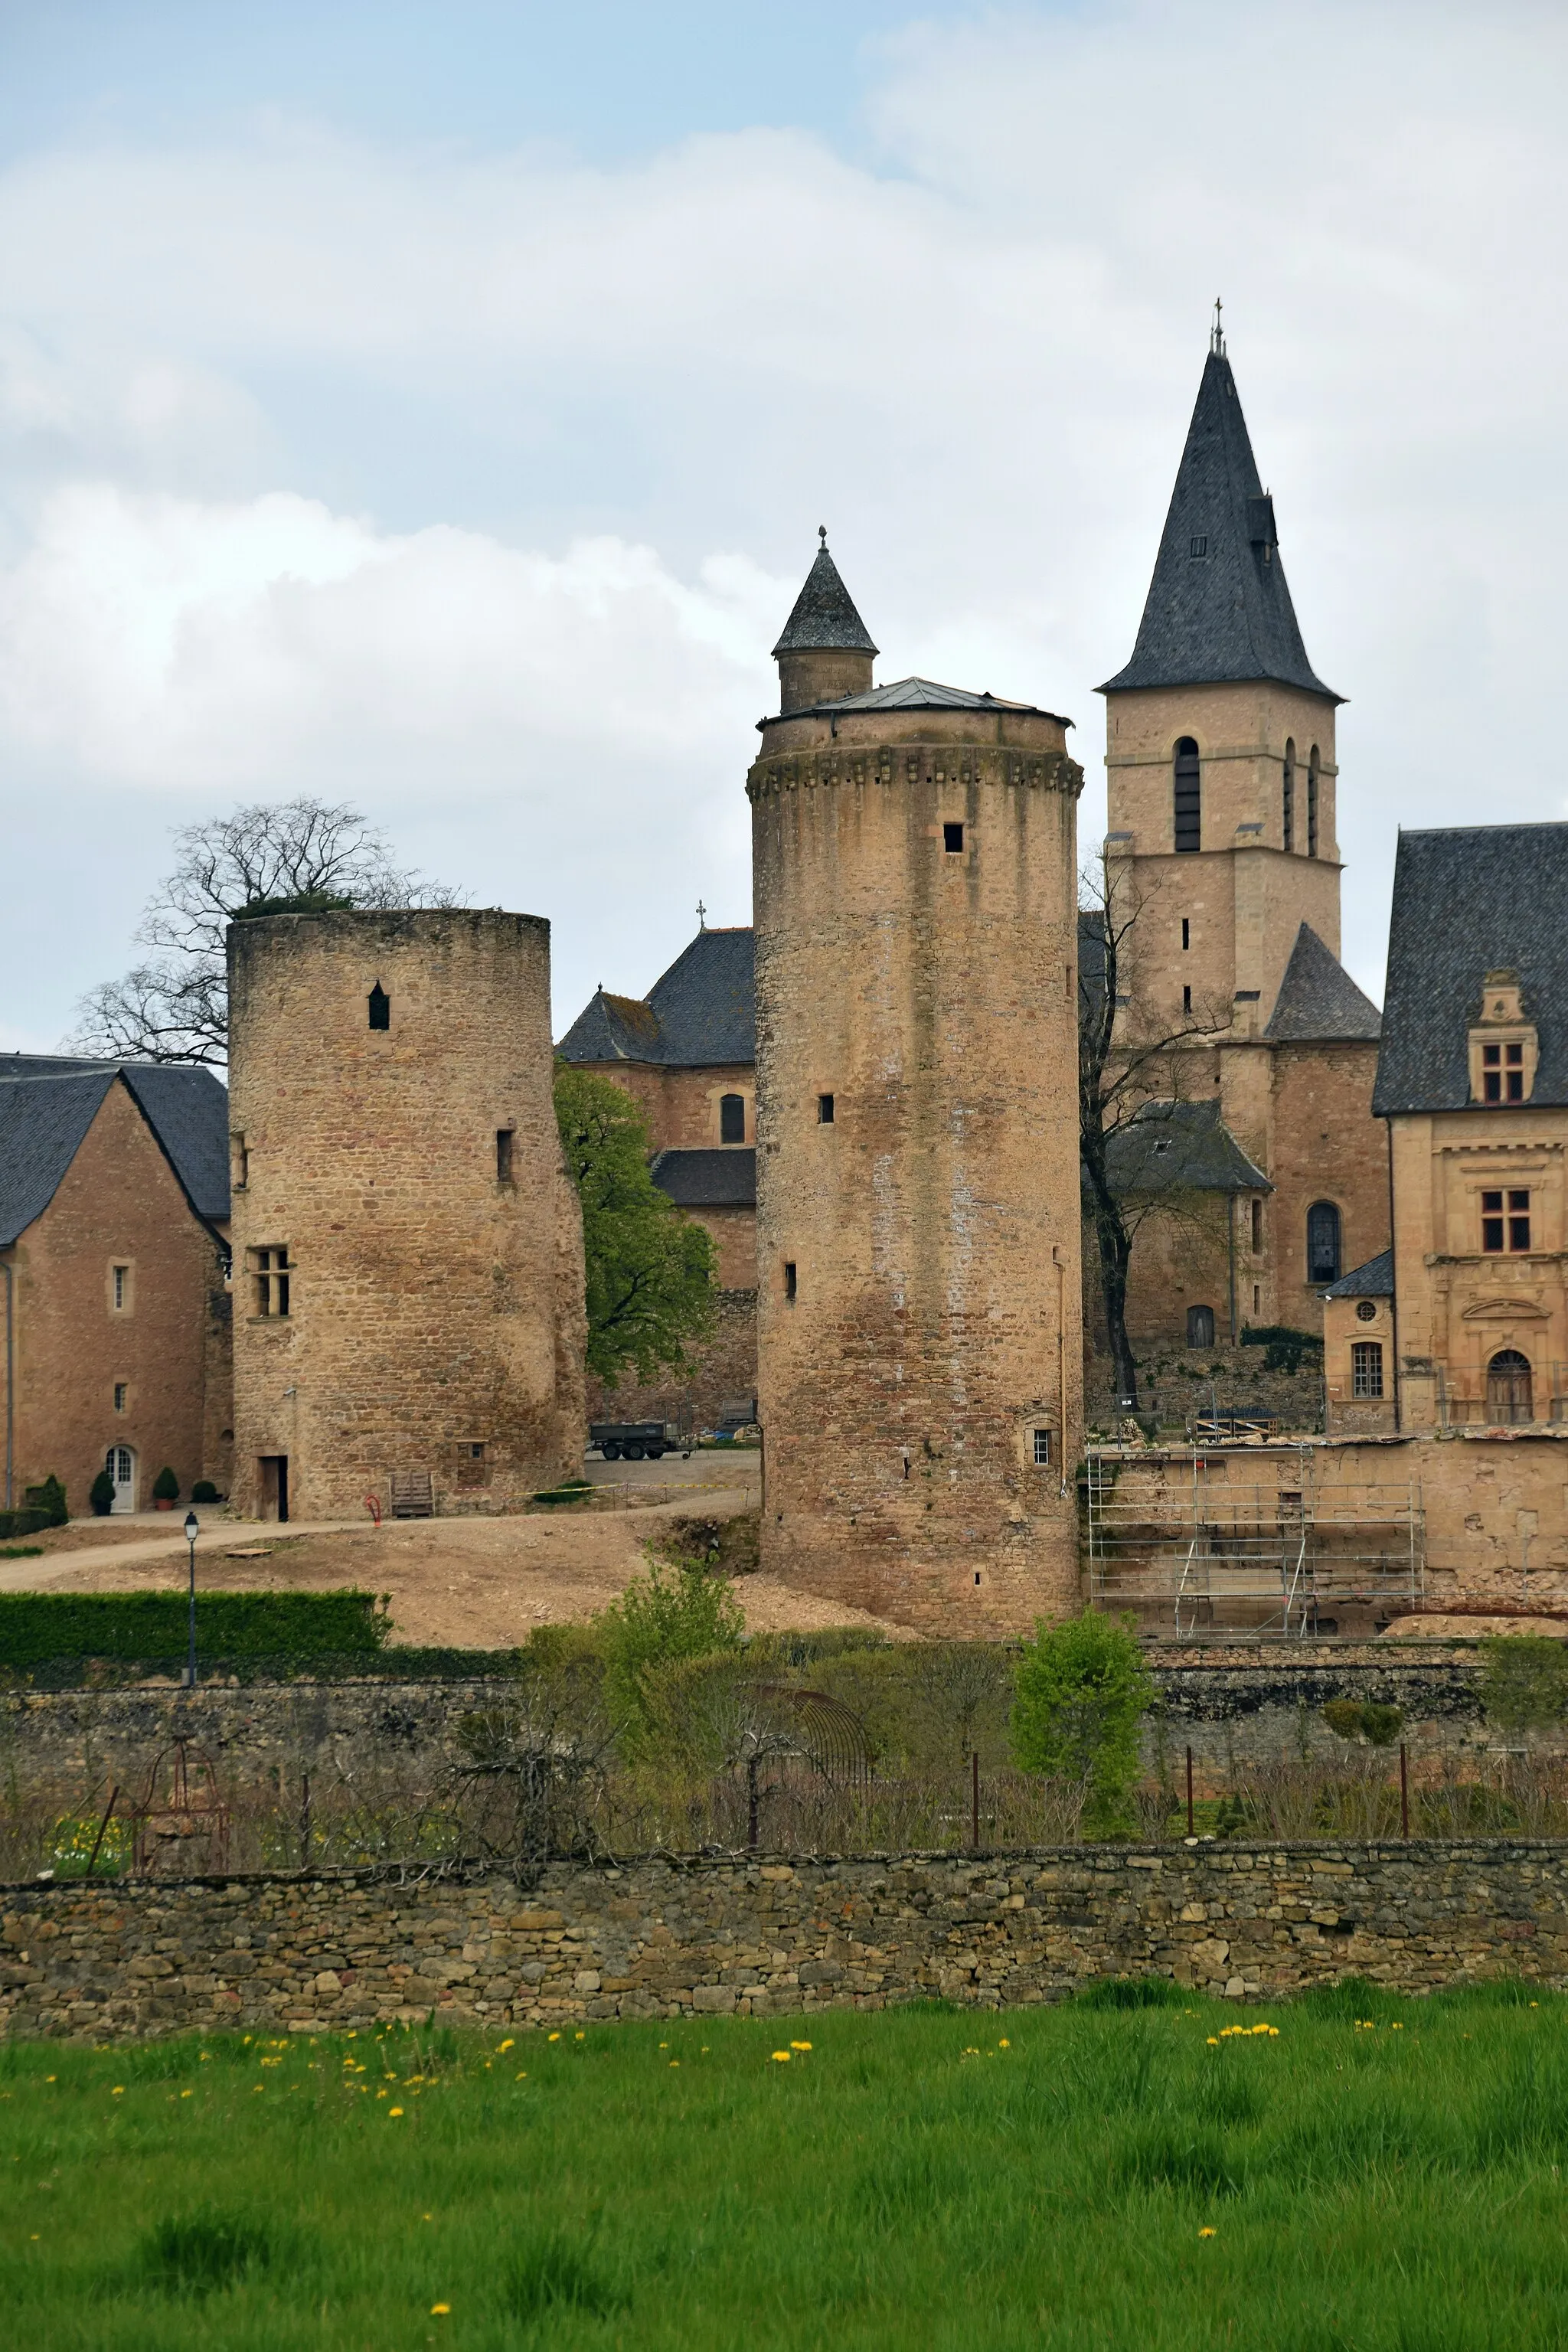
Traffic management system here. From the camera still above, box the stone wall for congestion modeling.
[5,1841,1567,2040]
[585,1286,757,1434]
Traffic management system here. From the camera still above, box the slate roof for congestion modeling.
[0,1058,230,1246]
[1374,824,1568,1116]
[1103,1098,1270,1197]
[789,675,1072,726]
[772,538,878,656]
[557,927,756,1068]
[1264,923,1382,1042]
[651,1148,756,1209]
[1099,346,1339,702]
[1321,1248,1393,1300]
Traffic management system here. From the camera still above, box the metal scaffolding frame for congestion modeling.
[1086,1445,1424,1636]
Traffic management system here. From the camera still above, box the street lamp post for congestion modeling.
[184,1511,200,1687]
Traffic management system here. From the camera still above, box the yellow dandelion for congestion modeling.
[548,2032,560,2043]
[422,2214,433,2222]
[771,2050,792,2063]
[1392,2023,1404,2031]
[111,2086,124,2096]
[998,2038,1011,2049]
[498,2038,514,2052]
[575,2031,586,2041]
[1206,2037,1219,2047]
[199,2052,211,2062]
[669,2060,679,2069]
[1197,2226,1217,2239]
[180,2089,193,2099]
[431,2302,451,2316]
[44,2076,55,2083]
[516,2071,528,2079]
[388,2106,403,2117]
[790,2040,812,2051]
[1268,2027,1279,2037]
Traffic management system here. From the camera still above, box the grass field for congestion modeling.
[3,1983,1568,2348]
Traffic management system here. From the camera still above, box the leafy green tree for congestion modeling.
[1010,1609,1154,1834]
[598,1555,743,1761]
[554,1064,717,1387]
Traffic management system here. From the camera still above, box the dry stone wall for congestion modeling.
[4,1841,1567,2041]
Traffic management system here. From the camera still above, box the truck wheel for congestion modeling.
[625,1444,645,1461]
[600,1444,621,1462]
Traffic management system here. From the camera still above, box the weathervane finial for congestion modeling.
[818,524,828,547]
[1210,296,1225,356]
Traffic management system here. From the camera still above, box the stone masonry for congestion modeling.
[5,1841,1568,2040]
[227,909,586,1520]
[752,694,1086,1636]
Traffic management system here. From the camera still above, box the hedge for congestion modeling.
[0,1589,390,1668]
[0,1509,54,1542]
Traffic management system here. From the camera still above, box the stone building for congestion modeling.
[227,908,585,1521]
[0,1055,230,1514]
[1096,325,1387,1348]
[557,925,760,1427]
[751,537,1085,1632]
[1362,823,1568,1432]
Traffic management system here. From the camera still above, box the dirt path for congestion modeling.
[0,1494,914,1647]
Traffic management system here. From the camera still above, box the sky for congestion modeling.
[2,0,1566,1047]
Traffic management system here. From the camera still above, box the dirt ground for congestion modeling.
[0,1497,917,1648]
[1382,1612,1568,1640]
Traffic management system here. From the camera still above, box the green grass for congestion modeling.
[3,1986,1568,2347]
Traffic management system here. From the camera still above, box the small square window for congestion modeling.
[818,1093,835,1123]
[469,1443,485,1461]
[942,822,964,853]
[1032,1429,1052,1466]
[1190,534,1208,558]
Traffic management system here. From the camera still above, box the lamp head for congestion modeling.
[184,1511,199,1541]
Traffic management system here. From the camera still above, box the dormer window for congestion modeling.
[1468,969,1538,1106]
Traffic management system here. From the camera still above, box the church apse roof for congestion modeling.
[1099,342,1340,703]
[788,676,1072,724]
[1102,1098,1270,1198]
[1264,923,1382,1043]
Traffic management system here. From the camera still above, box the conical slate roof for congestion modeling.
[1264,923,1381,1042]
[1100,346,1338,702]
[772,534,878,658]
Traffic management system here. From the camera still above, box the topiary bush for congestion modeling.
[190,1480,220,1504]
[152,1466,180,1503]
[89,1470,116,1516]
[22,1475,67,1527]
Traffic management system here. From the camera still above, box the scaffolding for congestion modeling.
[1086,1445,1424,1637]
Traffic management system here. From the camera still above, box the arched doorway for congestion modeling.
[105,1444,136,1513]
[1487,1349,1534,1425]
[1186,1305,1216,1349]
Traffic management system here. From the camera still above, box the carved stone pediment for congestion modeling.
[1460,1295,1550,1321]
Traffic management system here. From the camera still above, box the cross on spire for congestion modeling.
[696,900,707,930]
[1210,296,1225,356]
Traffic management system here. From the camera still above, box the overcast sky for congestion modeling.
[2,0,1565,1048]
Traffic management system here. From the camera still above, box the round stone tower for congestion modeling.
[752,542,1085,1634]
[227,907,586,1522]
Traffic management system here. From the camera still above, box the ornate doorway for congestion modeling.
[1486,1349,1534,1425]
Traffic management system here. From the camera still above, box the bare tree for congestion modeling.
[1080,854,1235,1413]
[64,799,456,1067]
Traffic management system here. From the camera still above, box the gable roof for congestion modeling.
[557,927,756,1069]
[1264,923,1382,1042]
[772,538,878,657]
[1374,823,1568,1115]
[0,1057,230,1246]
[789,675,1071,725]
[1099,345,1339,702]
[1322,1247,1393,1300]
[651,1148,756,1209]
[1102,1098,1270,1197]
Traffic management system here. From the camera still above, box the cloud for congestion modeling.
[1,0,1566,1044]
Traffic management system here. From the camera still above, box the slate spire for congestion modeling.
[1100,347,1339,701]
[772,528,878,657]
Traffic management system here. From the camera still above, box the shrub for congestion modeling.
[189,1480,220,1504]
[1480,1635,1568,1732]
[1321,1700,1404,1747]
[152,1466,180,1503]
[89,1470,116,1516]
[1240,1323,1323,1374]
[0,1508,53,1540]
[0,1589,389,1668]
[1010,1609,1153,1834]
[22,1475,67,1526]
[599,1555,744,1759]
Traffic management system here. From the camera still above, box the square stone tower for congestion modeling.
[227,907,586,1521]
[752,538,1085,1633]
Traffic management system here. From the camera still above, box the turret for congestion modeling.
[771,529,878,714]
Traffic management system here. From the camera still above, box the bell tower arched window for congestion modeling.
[1307,746,1320,859]
[1282,738,1295,852]
[1173,738,1200,853]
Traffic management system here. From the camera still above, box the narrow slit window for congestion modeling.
[1250,1197,1263,1253]
[1282,738,1295,852]
[1182,984,1191,1014]
[496,1129,514,1184]
[1307,746,1320,858]
[1173,738,1200,852]
[368,983,390,1031]
[112,1265,128,1311]
[818,1093,835,1124]
[1506,1042,1525,1101]
[1509,1188,1531,1252]
[720,1093,746,1143]
[943,822,965,853]
[113,1382,128,1413]
[1181,918,1190,951]
[783,1260,797,1303]
[1482,1043,1502,1102]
